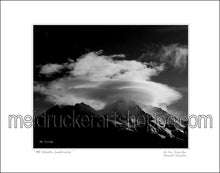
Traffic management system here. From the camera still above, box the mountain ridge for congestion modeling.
[34,98,188,148]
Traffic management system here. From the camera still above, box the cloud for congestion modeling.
[39,63,64,75]
[108,54,126,59]
[35,51,182,110]
[71,52,164,81]
[161,44,188,71]
[139,44,188,71]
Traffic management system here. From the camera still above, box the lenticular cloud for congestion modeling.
[35,51,182,110]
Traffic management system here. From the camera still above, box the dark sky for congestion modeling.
[34,25,187,63]
[34,25,188,116]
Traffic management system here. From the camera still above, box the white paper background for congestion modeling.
[1,1,219,172]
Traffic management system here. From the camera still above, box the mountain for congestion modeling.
[40,102,98,117]
[99,98,152,118]
[99,98,187,139]
[34,99,188,148]
[137,103,187,133]
[99,98,153,126]
[100,98,144,116]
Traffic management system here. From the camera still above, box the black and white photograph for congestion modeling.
[1,1,219,172]
[34,25,188,148]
